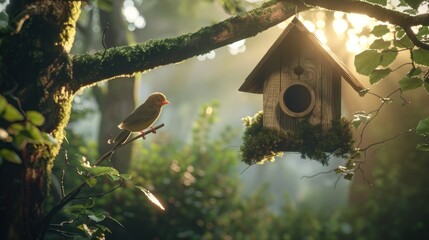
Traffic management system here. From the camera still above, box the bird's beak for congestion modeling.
[161,99,170,106]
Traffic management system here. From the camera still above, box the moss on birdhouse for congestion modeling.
[240,111,355,165]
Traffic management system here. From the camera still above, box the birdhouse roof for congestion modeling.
[239,18,365,94]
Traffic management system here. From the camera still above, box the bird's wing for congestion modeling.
[119,106,160,132]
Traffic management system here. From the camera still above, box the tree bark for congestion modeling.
[0,1,81,239]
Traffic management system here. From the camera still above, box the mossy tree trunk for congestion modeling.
[0,1,81,239]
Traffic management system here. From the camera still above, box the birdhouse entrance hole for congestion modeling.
[280,81,315,118]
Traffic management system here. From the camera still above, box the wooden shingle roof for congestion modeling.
[239,18,365,94]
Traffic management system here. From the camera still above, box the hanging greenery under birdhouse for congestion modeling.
[240,111,356,165]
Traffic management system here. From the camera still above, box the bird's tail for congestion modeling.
[108,130,131,145]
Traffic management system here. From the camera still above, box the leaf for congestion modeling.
[399,76,423,91]
[0,149,22,164]
[106,215,124,227]
[3,104,24,122]
[371,25,390,37]
[369,39,390,49]
[26,111,45,126]
[380,50,398,67]
[403,0,424,9]
[407,67,422,77]
[351,112,372,129]
[86,177,97,187]
[88,212,106,223]
[81,165,120,178]
[393,36,413,48]
[412,49,429,66]
[355,50,381,76]
[416,116,429,136]
[120,174,132,180]
[0,95,6,114]
[24,124,44,142]
[136,186,165,210]
[416,143,429,152]
[369,68,392,84]
[344,173,354,180]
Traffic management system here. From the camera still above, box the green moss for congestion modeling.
[240,111,355,165]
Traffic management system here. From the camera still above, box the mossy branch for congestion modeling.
[71,0,429,91]
[71,0,304,90]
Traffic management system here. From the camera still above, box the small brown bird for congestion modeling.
[108,92,170,145]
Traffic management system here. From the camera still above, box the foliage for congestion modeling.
[0,95,56,165]
[353,0,429,152]
[240,111,355,166]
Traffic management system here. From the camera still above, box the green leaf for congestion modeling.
[407,67,422,77]
[86,177,97,187]
[120,174,132,180]
[369,39,390,49]
[26,111,45,126]
[95,224,112,234]
[369,68,392,84]
[0,95,6,114]
[394,36,413,48]
[412,49,429,66]
[399,76,423,91]
[344,173,354,180]
[3,104,24,122]
[371,25,390,37]
[355,50,381,76]
[42,133,57,145]
[351,112,372,129]
[24,124,44,142]
[81,165,120,177]
[416,116,429,136]
[416,143,429,151]
[380,50,398,67]
[136,186,165,210]
[0,149,22,164]
[403,0,424,9]
[88,212,106,223]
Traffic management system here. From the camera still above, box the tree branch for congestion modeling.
[71,0,429,90]
[402,25,429,50]
[71,0,305,90]
[299,0,429,26]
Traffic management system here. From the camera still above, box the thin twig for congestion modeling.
[75,179,123,200]
[300,169,335,179]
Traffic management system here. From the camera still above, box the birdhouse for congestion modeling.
[239,18,365,133]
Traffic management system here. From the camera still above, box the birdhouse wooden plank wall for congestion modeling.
[239,18,364,133]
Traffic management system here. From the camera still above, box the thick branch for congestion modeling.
[71,0,304,89]
[299,0,429,26]
[71,0,429,90]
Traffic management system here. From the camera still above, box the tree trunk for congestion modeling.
[0,1,81,239]
[97,1,136,173]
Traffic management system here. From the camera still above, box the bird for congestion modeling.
[108,92,170,145]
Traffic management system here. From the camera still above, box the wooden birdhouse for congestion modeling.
[239,18,365,133]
